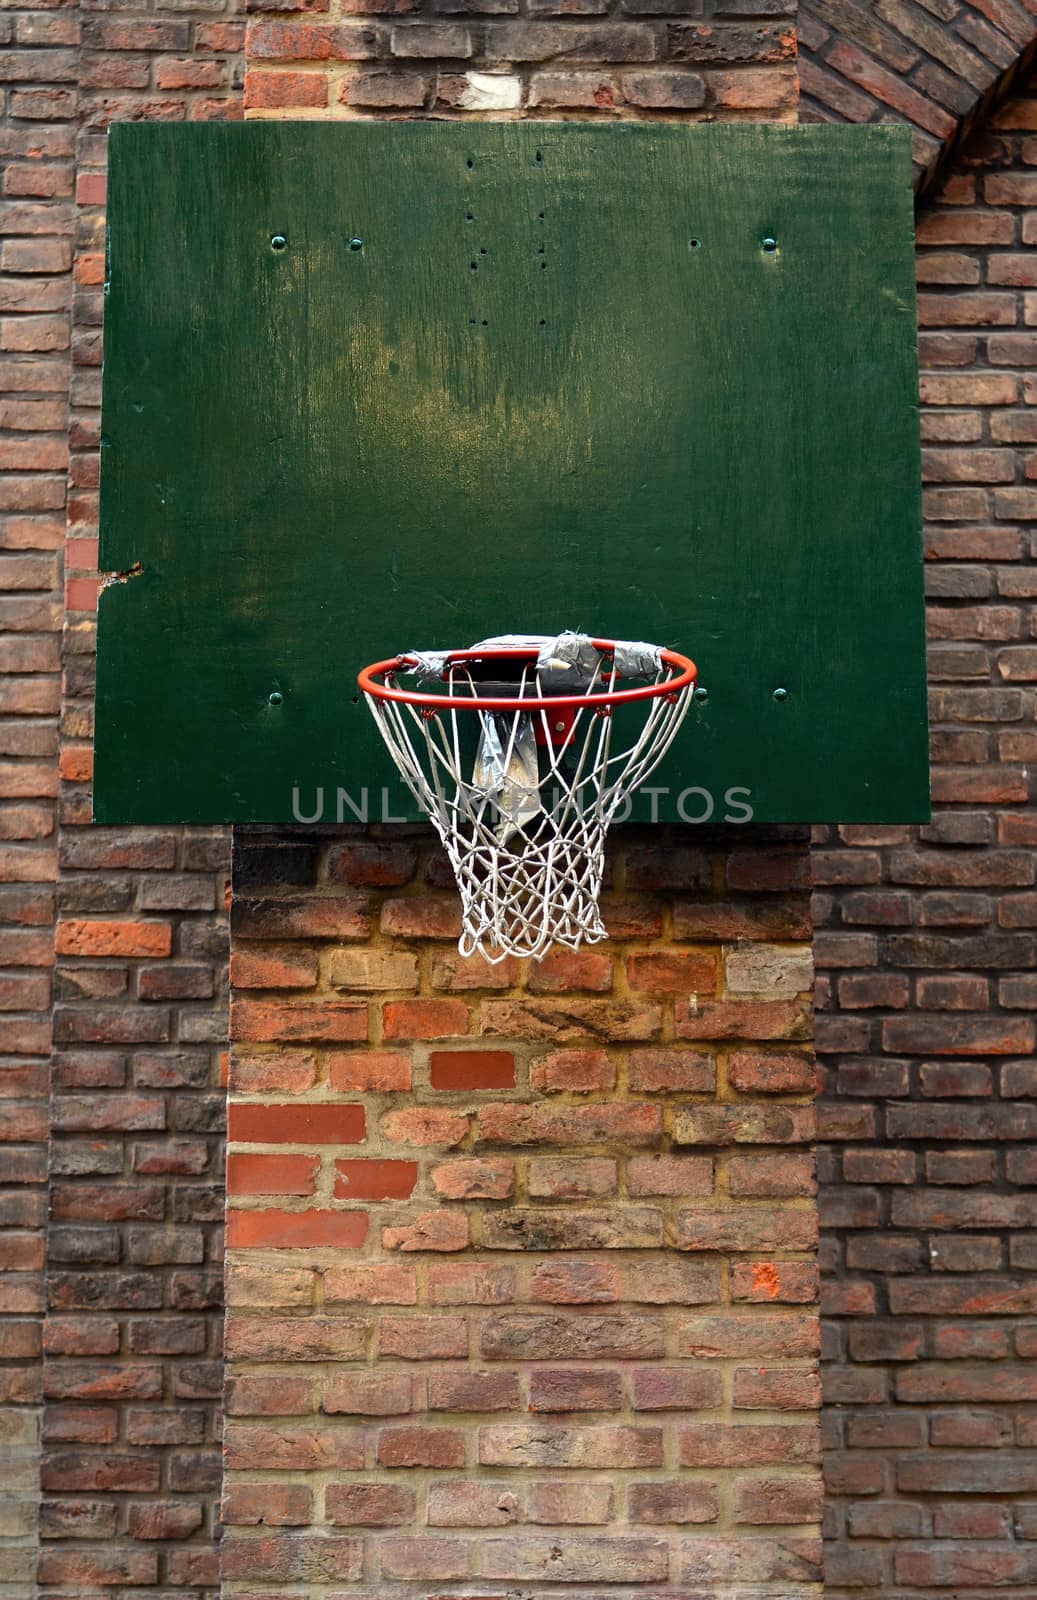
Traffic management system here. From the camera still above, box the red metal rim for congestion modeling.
[357,639,697,713]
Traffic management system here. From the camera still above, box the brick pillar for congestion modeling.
[815,72,1037,1600]
[0,6,74,1592]
[226,12,813,1594]
[34,6,242,1597]
[222,827,820,1594]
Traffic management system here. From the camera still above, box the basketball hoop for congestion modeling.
[358,633,696,962]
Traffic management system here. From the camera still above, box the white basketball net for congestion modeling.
[361,634,694,962]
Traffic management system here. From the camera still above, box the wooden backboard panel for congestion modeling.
[94,121,928,825]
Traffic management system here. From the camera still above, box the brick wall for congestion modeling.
[239,0,797,122]
[0,8,75,1594]
[223,826,821,1595]
[799,0,1037,190]
[41,824,230,1596]
[14,0,1037,1592]
[0,3,243,1598]
[817,72,1037,1600]
[0,0,245,1579]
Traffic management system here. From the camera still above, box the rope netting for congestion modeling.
[361,638,694,962]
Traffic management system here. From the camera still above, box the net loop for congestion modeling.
[359,634,695,962]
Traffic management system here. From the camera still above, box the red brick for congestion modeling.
[222,1482,313,1526]
[630,1366,723,1410]
[230,945,319,987]
[243,68,329,108]
[329,1049,411,1091]
[56,919,172,957]
[227,1102,364,1144]
[628,1048,716,1093]
[733,1473,823,1523]
[478,1422,662,1468]
[378,1425,466,1467]
[234,894,370,939]
[526,948,613,991]
[883,1015,1034,1054]
[526,1480,613,1523]
[733,1365,822,1410]
[230,1051,318,1094]
[530,1367,624,1411]
[481,1310,662,1360]
[430,948,521,990]
[677,998,811,1041]
[383,1208,469,1252]
[334,1158,417,1199]
[527,1260,621,1303]
[481,995,662,1041]
[197,21,247,48]
[429,1049,514,1089]
[673,1104,813,1144]
[36,1550,158,1585]
[225,1209,368,1249]
[377,1536,468,1579]
[327,841,417,885]
[728,1049,815,1094]
[627,951,717,992]
[529,1047,615,1092]
[225,1317,364,1363]
[478,1102,661,1146]
[426,1478,520,1525]
[383,998,469,1039]
[221,1532,362,1582]
[381,1106,468,1146]
[326,1482,415,1525]
[231,997,368,1043]
[428,1262,515,1304]
[223,1424,363,1473]
[155,58,229,88]
[379,1315,469,1360]
[432,1157,515,1200]
[731,1260,819,1303]
[628,1479,718,1523]
[527,1156,616,1198]
[428,1370,521,1412]
[227,1373,314,1414]
[679,1314,818,1360]
[678,1421,819,1466]
[324,1263,417,1305]
[323,1371,413,1414]
[728,1153,816,1197]
[381,896,462,938]
[227,1152,318,1195]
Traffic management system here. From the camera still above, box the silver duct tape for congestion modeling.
[472,711,542,839]
[399,650,453,684]
[613,639,665,679]
[401,633,666,691]
[536,631,665,688]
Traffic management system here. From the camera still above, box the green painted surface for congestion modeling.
[95,120,928,825]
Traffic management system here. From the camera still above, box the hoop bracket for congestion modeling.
[535,704,577,748]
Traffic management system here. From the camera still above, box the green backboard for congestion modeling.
[94,120,928,825]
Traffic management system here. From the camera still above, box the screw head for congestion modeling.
[762,236,777,253]
[772,686,788,701]
[694,686,708,703]
[268,690,284,707]
[348,236,363,252]
[270,234,287,251]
